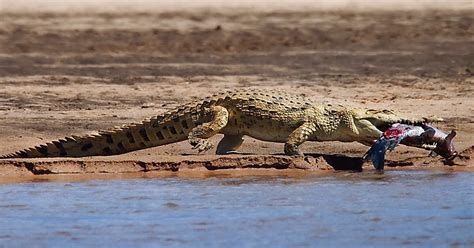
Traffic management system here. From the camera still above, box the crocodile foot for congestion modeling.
[284,143,304,156]
[190,138,214,153]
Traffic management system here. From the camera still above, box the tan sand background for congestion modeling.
[1,0,473,12]
[0,0,473,178]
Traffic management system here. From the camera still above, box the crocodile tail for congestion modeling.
[0,114,197,159]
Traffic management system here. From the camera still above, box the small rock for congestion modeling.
[141,103,155,109]
[164,202,179,209]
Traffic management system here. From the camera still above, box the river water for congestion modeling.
[0,170,473,247]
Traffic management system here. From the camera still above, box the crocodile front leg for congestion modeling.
[188,106,229,153]
[284,122,317,156]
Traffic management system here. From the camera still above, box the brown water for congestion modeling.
[0,170,473,247]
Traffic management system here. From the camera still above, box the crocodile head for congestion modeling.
[348,108,439,144]
[352,107,445,131]
[353,109,404,132]
[351,108,407,134]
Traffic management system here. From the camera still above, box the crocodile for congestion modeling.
[0,88,442,159]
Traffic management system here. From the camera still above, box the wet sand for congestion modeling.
[0,3,473,180]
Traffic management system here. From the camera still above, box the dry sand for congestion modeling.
[0,1,473,180]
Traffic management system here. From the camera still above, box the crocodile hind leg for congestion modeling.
[188,106,229,153]
[216,134,244,155]
[284,122,317,156]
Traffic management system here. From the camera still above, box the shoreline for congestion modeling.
[1,146,471,183]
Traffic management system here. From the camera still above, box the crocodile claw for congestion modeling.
[190,138,214,153]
